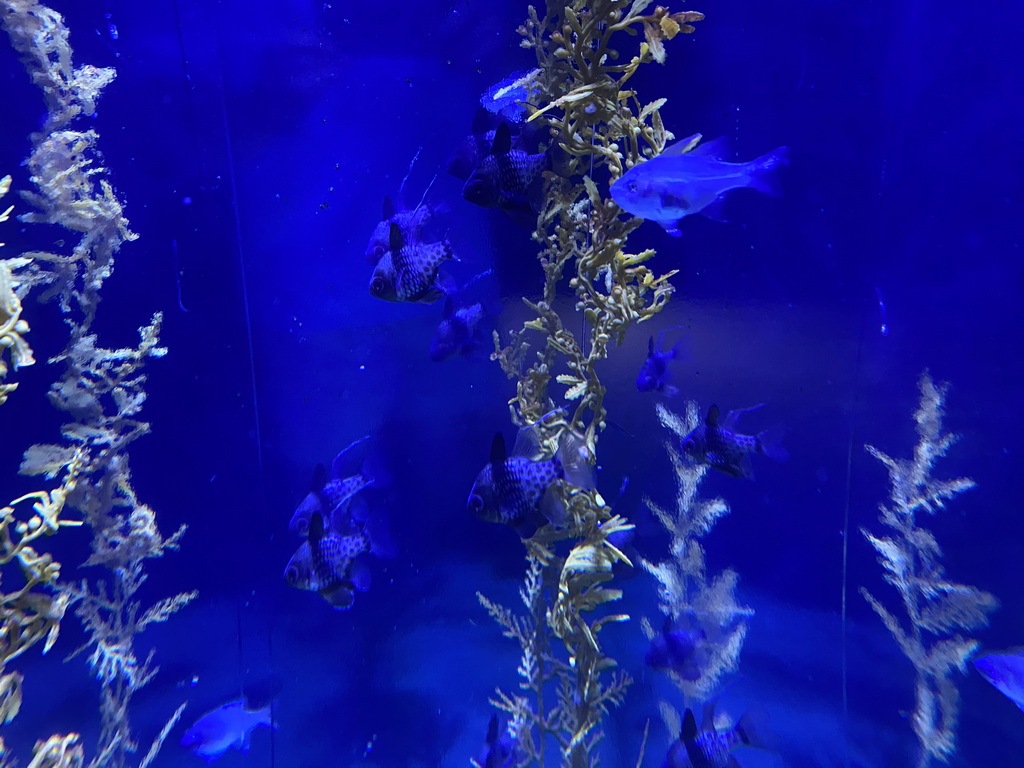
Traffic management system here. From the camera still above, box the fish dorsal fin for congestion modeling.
[661,132,703,156]
[309,512,325,542]
[706,404,721,427]
[648,336,655,356]
[511,422,544,460]
[490,433,507,465]
[486,714,499,745]
[492,122,512,156]
[311,463,328,492]
[723,403,765,430]
[681,709,699,741]
[382,195,395,221]
[471,106,495,135]
[689,136,730,160]
[388,222,404,254]
[332,435,371,479]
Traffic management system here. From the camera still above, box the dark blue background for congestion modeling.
[1,1,1021,766]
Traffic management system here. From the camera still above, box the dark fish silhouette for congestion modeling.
[478,714,517,768]
[681,404,787,480]
[637,326,688,396]
[645,618,707,681]
[463,122,548,224]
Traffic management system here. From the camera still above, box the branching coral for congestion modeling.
[2,2,193,767]
[640,402,753,709]
[479,3,703,765]
[860,372,998,768]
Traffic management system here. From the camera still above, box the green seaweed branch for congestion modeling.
[481,3,703,765]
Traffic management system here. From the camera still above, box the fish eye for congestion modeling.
[284,566,299,584]
[370,276,385,294]
[467,494,484,514]
[627,181,638,193]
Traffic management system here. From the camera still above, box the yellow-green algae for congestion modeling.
[480,3,704,766]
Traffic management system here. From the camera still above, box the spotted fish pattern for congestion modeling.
[369,222,453,304]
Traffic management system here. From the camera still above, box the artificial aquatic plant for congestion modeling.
[479,2,703,766]
[1,2,194,767]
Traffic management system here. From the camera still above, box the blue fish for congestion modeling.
[180,699,272,762]
[468,420,594,539]
[645,618,707,682]
[664,703,758,768]
[478,714,517,768]
[430,270,500,362]
[974,649,1024,712]
[431,299,489,362]
[681,404,787,480]
[610,134,789,236]
[637,327,688,396]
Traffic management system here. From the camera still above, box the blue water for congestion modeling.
[1,1,1021,766]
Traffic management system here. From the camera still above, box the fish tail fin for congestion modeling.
[756,425,789,461]
[555,430,595,491]
[747,145,789,197]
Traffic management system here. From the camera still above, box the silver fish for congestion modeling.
[611,133,789,236]
[180,698,272,761]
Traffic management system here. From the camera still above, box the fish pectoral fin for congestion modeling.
[658,219,685,237]
[661,132,703,156]
[688,135,730,160]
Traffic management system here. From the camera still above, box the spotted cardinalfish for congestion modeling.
[467,417,593,538]
[681,404,787,479]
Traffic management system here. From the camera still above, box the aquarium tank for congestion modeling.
[0,1,1020,767]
